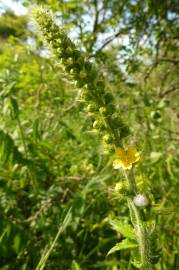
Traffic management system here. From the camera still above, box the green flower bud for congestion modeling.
[84,83,94,91]
[103,142,113,153]
[103,134,113,144]
[69,63,80,73]
[54,39,63,46]
[56,39,63,46]
[87,104,98,113]
[66,57,73,65]
[151,111,161,120]
[66,47,73,56]
[56,48,62,53]
[99,107,108,116]
[81,90,92,100]
[70,68,77,75]
[114,182,129,196]
[56,48,65,58]
[46,32,53,40]
[93,119,104,130]
[83,84,89,90]
[49,40,54,47]
[99,104,116,117]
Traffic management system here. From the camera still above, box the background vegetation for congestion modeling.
[0,0,178,269]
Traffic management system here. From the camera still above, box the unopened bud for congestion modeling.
[87,104,98,113]
[99,107,108,116]
[114,182,129,196]
[133,194,149,207]
[103,134,113,144]
[93,119,104,130]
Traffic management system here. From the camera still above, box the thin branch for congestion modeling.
[161,127,179,135]
[87,0,100,52]
[157,57,179,64]
[60,91,81,117]
[144,39,160,81]
[160,84,179,97]
[143,61,158,81]
[92,1,100,34]
[60,100,80,117]
[99,30,122,50]
[57,175,89,181]
[89,29,123,58]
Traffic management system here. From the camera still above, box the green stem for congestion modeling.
[16,114,37,188]
[123,169,137,194]
[128,199,154,270]
[16,115,28,158]
[122,169,153,270]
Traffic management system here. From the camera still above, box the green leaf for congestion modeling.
[107,239,138,256]
[10,97,19,118]
[36,207,72,270]
[0,129,27,164]
[109,219,136,240]
[13,234,21,254]
[149,152,162,163]
[71,260,81,270]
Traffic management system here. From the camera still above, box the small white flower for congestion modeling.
[133,194,149,207]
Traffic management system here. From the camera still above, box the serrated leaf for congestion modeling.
[109,219,136,240]
[107,239,138,255]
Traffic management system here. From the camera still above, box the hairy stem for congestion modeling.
[123,170,153,269]
[128,199,153,270]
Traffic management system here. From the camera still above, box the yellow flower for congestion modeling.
[113,146,140,170]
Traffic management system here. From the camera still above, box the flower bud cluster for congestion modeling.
[32,7,130,148]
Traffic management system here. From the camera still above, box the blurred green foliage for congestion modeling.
[0,0,179,269]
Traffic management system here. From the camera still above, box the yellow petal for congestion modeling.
[113,159,123,169]
[113,146,140,170]
[115,147,125,159]
[126,146,140,164]
[121,159,133,170]
[126,146,138,156]
[113,159,132,170]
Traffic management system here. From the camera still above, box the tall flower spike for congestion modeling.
[113,146,140,170]
[32,6,130,147]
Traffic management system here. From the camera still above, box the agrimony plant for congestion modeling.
[32,6,159,270]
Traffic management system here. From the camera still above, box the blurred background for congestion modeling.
[0,0,178,269]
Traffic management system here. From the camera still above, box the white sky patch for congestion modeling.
[0,0,27,15]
